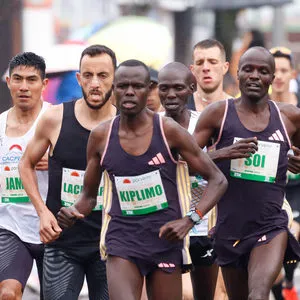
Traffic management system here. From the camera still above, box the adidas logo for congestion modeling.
[268,129,284,142]
[158,262,175,268]
[148,153,165,165]
[257,235,267,242]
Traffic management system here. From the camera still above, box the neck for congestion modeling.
[11,100,43,124]
[166,108,190,129]
[120,108,150,131]
[196,83,230,102]
[270,90,294,103]
[80,98,116,121]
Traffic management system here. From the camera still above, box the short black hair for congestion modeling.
[79,44,117,70]
[193,39,226,61]
[116,59,150,82]
[8,52,46,79]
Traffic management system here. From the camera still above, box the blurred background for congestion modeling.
[1,0,300,112]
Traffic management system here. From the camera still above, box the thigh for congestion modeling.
[221,266,248,300]
[248,231,288,298]
[214,270,228,300]
[43,247,84,300]
[106,255,143,300]
[190,264,219,300]
[0,229,33,289]
[85,253,109,300]
[146,266,182,300]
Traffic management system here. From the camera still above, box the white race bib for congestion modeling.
[61,168,103,210]
[0,164,29,203]
[115,170,168,216]
[230,138,280,183]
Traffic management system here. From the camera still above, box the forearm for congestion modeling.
[208,148,226,162]
[19,160,48,216]
[74,194,97,217]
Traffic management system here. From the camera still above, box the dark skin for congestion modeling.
[193,47,300,300]
[159,62,219,300]
[58,64,227,300]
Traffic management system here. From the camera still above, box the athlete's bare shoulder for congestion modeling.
[275,101,300,137]
[39,103,63,130]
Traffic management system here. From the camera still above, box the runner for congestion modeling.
[146,67,164,113]
[57,59,227,300]
[189,38,232,300]
[270,46,300,300]
[193,46,300,300]
[0,52,49,299]
[19,45,116,300]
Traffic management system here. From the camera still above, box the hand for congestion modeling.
[159,217,194,242]
[216,137,258,161]
[57,206,85,229]
[288,146,300,174]
[36,154,48,171]
[39,209,62,244]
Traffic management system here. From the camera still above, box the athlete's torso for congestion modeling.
[47,100,103,250]
[0,101,49,244]
[215,98,291,240]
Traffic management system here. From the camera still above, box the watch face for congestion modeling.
[191,212,201,223]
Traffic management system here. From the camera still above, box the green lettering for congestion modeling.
[135,190,142,201]
[98,187,104,196]
[120,191,127,202]
[145,187,155,199]
[9,178,15,190]
[140,189,146,200]
[253,154,261,167]
[261,155,266,168]
[155,185,163,195]
[129,191,135,201]
[245,156,252,166]
[63,183,68,192]
[67,184,73,194]
[125,191,130,201]
[6,178,9,190]
[73,185,81,195]
[14,177,23,189]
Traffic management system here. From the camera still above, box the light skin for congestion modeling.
[271,56,297,105]
[193,47,300,300]
[18,53,116,244]
[146,82,164,113]
[57,64,227,300]
[190,46,230,111]
[1,65,48,299]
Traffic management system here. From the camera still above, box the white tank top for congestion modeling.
[0,101,50,244]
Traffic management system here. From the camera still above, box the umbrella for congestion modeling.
[88,16,172,69]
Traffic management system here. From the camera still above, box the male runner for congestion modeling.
[188,38,232,300]
[270,46,300,300]
[146,67,164,113]
[0,52,49,299]
[57,59,228,300]
[193,46,300,300]
[19,45,116,300]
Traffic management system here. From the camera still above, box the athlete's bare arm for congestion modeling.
[159,117,228,241]
[278,103,300,173]
[57,121,110,228]
[19,105,63,243]
[193,100,257,161]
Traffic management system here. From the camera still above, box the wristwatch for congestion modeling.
[186,210,202,225]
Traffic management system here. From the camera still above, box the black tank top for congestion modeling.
[47,100,102,250]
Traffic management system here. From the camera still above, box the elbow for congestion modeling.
[218,173,228,195]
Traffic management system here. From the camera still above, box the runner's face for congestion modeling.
[238,50,274,100]
[146,83,161,112]
[114,66,150,115]
[6,66,47,111]
[77,53,114,110]
[273,57,293,94]
[158,69,191,116]
[190,46,228,93]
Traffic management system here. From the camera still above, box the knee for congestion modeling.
[0,287,21,300]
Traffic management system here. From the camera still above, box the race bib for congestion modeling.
[0,165,29,203]
[61,168,104,211]
[230,138,280,183]
[115,170,168,216]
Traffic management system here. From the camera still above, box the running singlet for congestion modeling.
[215,99,291,242]
[100,113,191,266]
[0,101,49,244]
[47,100,103,250]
